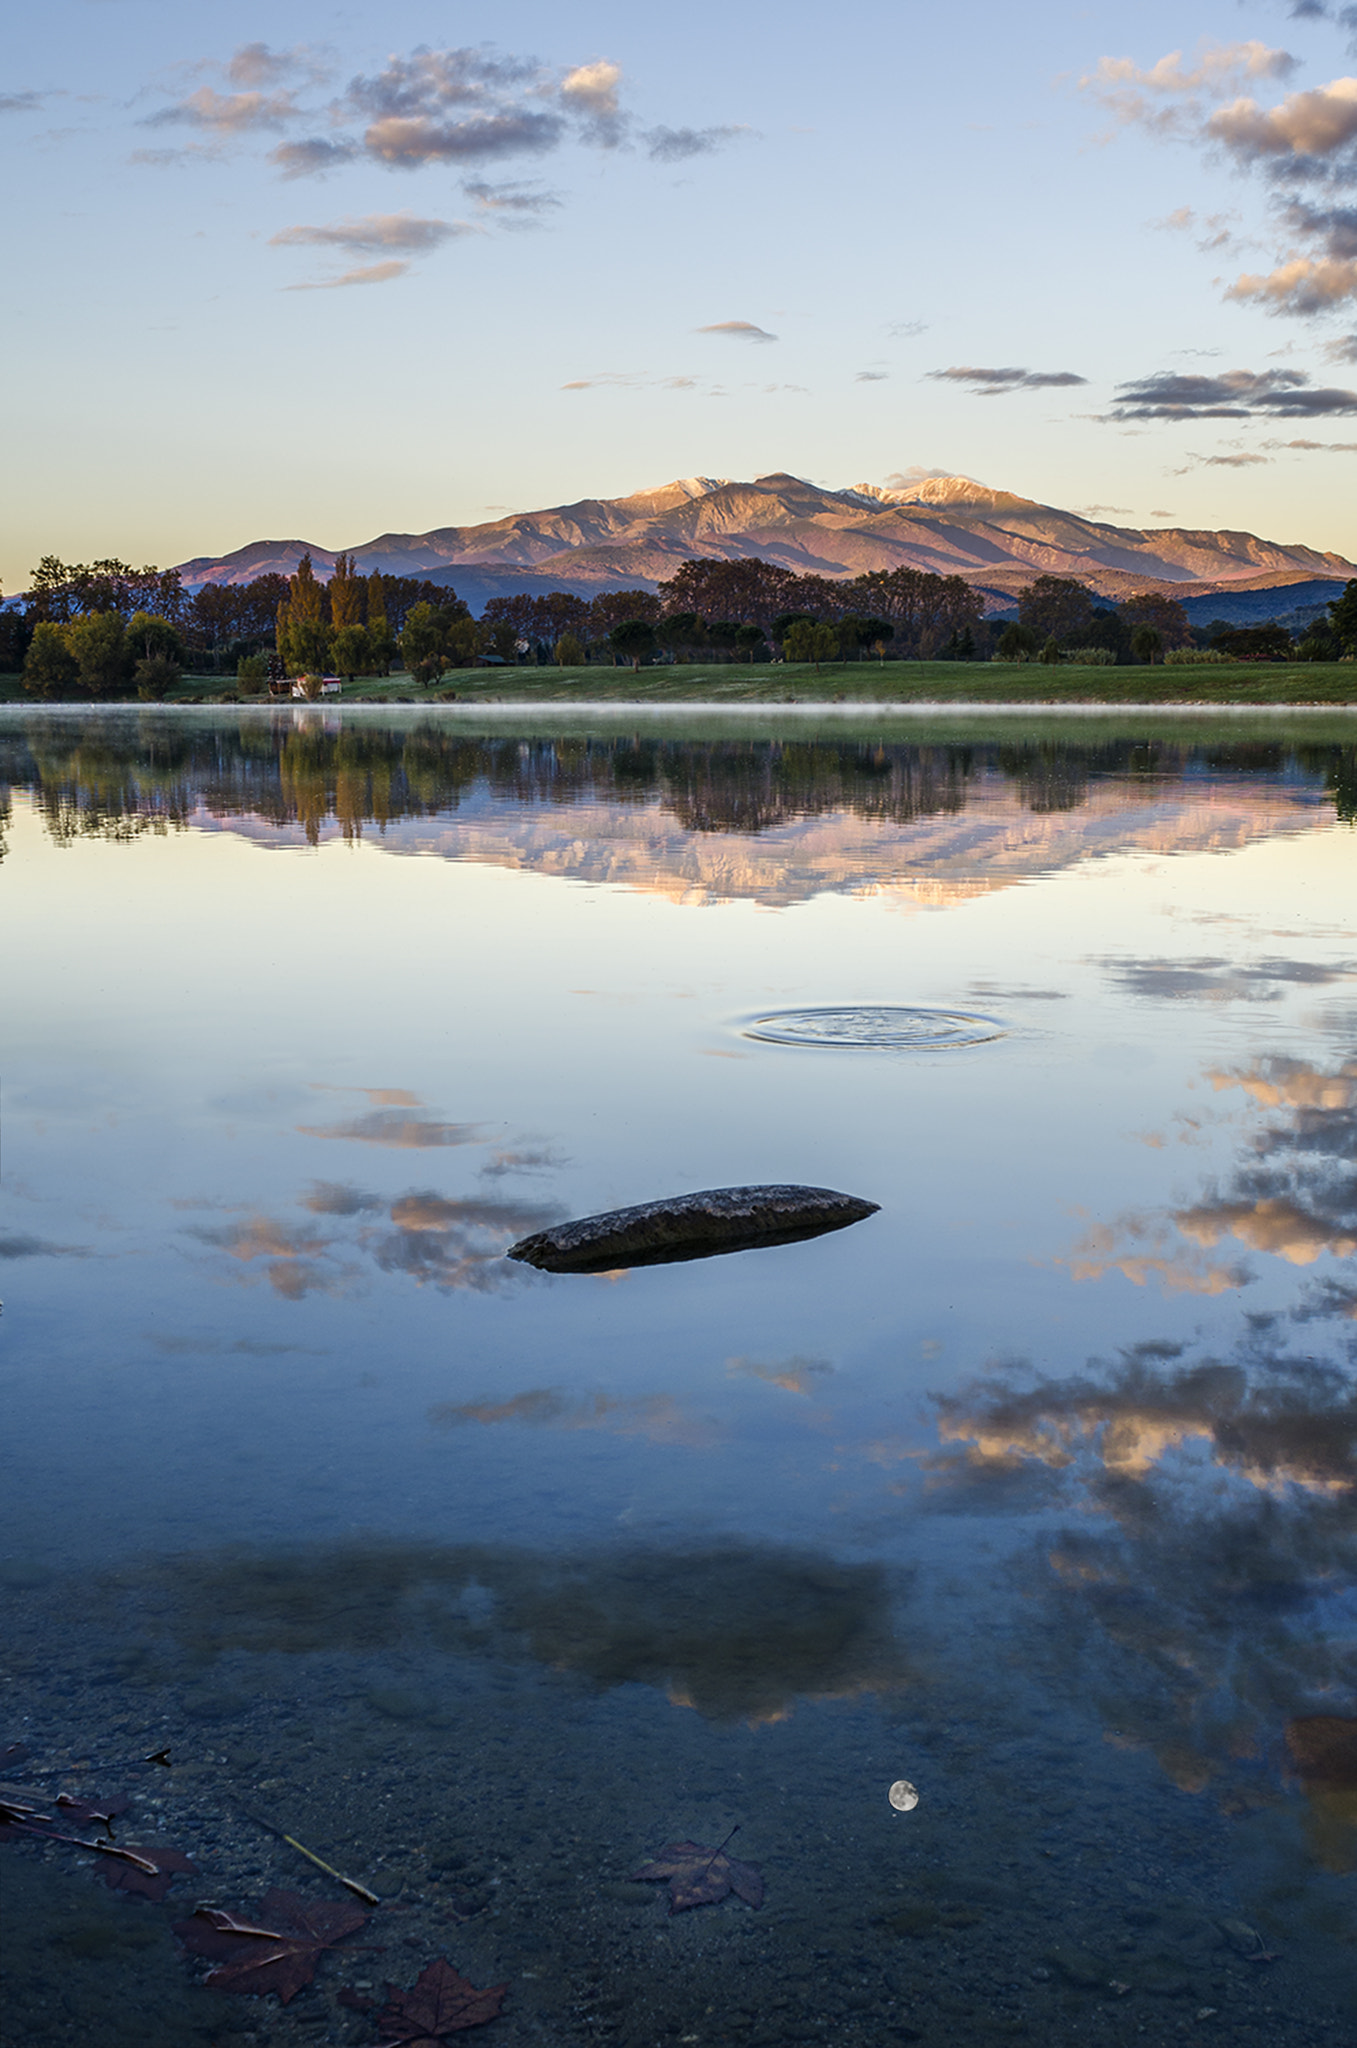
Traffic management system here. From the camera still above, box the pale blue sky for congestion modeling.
[5,0,1356,588]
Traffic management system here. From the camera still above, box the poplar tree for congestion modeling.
[366,571,395,675]
[329,553,364,630]
[279,552,330,675]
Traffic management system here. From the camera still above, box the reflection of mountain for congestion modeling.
[5,724,1349,909]
[171,472,1357,609]
[159,1539,906,1724]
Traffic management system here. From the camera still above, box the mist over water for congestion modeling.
[1,709,1354,2046]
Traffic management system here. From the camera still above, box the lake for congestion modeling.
[1,706,1354,2047]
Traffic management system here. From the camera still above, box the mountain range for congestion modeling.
[175,472,1357,619]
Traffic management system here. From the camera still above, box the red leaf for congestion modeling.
[173,1889,367,2005]
[99,1842,197,1901]
[630,1839,764,1914]
[370,1958,507,2042]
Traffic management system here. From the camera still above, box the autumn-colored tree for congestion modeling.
[531,592,589,642]
[555,631,585,666]
[26,557,185,624]
[657,558,800,631]
[586,589,662,641]
[329,553,364,630]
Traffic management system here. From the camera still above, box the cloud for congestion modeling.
[269,137,357,177]
[0,91,46,115]
[928,365,1087,393]
[1177,1194,1357,1264]
[1207,76,1357,161]
[286,260,410,291]
[1107,366,1357,417]
[1079,503,1134,514]
[271,212,471,254]
[363,110,565,168]
[145,86,303,135]
[463,179,561,222]
[296,1110,488,1146]
[1082,41,1300,134]
[1262,432,1357,447]
[698,320,777,342]
[645,124,747,161]
[226,42,330,90]
[560,59,624,144]
[1228,254,1357,312]
[1171,451,1271,469]
[855,370,889,382]
[887,319,929,338]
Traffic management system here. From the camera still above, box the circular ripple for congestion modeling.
[744,1006,1004,1050]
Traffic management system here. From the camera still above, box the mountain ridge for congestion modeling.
[174,472,1357,617]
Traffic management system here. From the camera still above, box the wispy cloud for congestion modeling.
[296,1109,489,1146]
[928,364,1087,394]
[0,90,48,115]
[645,123,748,161]
[463,179,561,224]
[272,212,472,254]
[286,260,411,290]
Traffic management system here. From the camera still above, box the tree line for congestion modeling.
[4,550,1355,698]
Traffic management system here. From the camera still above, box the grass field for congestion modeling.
[2,659,1355,707]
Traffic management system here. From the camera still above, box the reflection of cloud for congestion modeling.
[301,1181,381,1215]
[479,1144,566,1180]
[147,1333,321,1356]
[429,1386,717,1445]
[187,1214,349,1298]
[160,1538,908,1723]
[297,1111,487,1147]
[1177,1195,1357,1264]
[1062,1215,1251,1295]
[1106,955,1354,1001]
[727,1353,833,1396]
[0,1233,90,1260]
[1208,1056,1357,1114]
[367,1191,558,1292]
[925,1334,1357,1808]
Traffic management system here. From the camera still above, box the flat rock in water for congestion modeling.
[506,1184,880,1273]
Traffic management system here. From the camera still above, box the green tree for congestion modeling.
[125,610,184,664]
[1017,576,1096,645]
[1130,624,1164,664]
[610,618,657,670]
[660,612,705,662]
[22,621,78,697]
[1037,634,1061,665]
[445,617,484,668]
[66,610,128,696]
[278,553,330,674]
[996,622,1037,661]
[400,602,447,685]
[1325,578,1357,654]
[365,573,396,674]
[555,631,585,667]
[782,619,838,670]
[734,623,766,661]
[135,654,181,700]
[237,652,270,693]
[331,624,371,681]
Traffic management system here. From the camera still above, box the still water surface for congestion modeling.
[1,710,1354,2046]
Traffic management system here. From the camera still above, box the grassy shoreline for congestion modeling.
[2,657,1356,709]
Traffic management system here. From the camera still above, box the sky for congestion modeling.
[4,0,1357,589]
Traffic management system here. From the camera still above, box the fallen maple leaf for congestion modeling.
[630,1833,764,1914]
[364,1957,507,2043]
[173,1889,367,2005]
[99,1842,197,1901]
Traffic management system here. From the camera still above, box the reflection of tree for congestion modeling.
[4,719,1352,846]
[157,1539,908,1724]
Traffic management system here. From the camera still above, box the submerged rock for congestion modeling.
[506,1184,880,1274]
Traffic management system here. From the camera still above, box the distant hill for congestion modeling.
[174,472,1357,618]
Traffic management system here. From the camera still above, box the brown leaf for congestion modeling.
[174,1888,367,2005]
[630,1838,764,1914]
[58,1791,132,1831]
[99,1842,197,1901]
[368,1957,507,2042]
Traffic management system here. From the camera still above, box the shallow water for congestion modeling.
[1,708,1354,2047]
